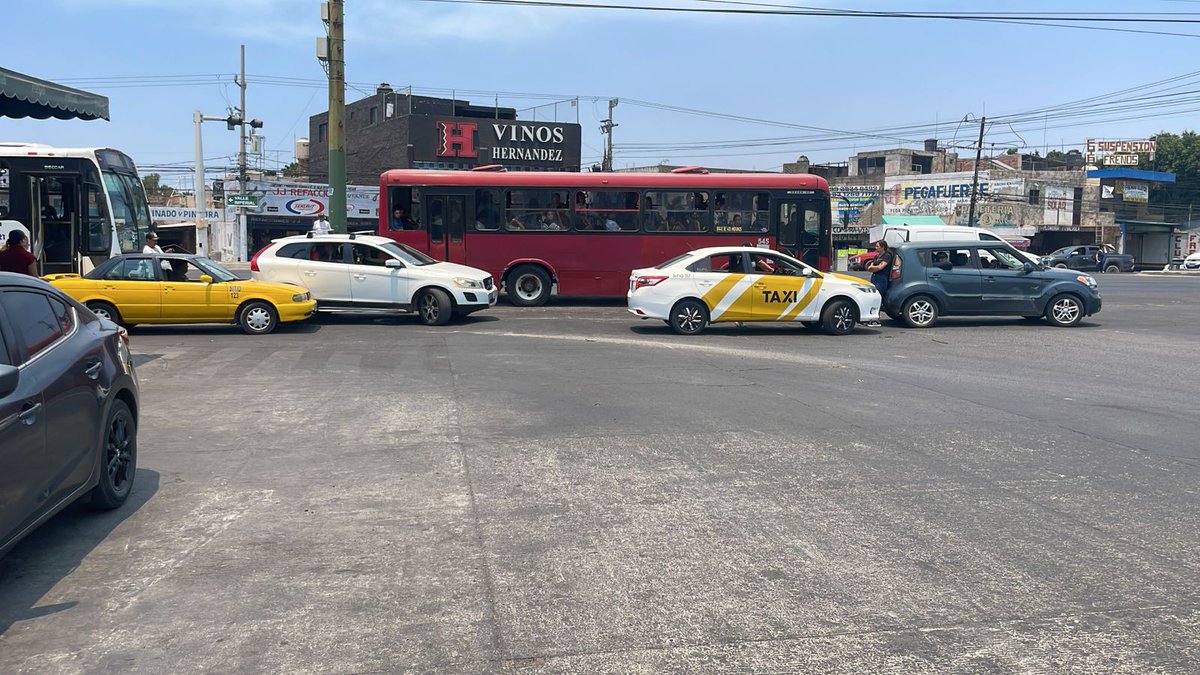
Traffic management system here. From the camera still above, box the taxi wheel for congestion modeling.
[417,288,453,326]
[820,299,858,335]
[508,265,551,307]
[669,299,709,336]
[238,301,278,335]
[86,301,124,326]
[1045,294,1084,327]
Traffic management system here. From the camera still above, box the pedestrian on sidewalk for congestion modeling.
[864,239,895,326]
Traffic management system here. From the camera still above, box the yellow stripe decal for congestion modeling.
[702,274,742,311]
[780,279,823,321]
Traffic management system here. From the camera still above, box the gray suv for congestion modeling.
[882,241,1102,328]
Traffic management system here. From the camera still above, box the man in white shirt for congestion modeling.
[142,232,164,254]
[312,214,332,235]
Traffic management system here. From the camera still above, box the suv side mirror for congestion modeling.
[385,259,404,269]
[1022,262,1035,273]
[0,364,19,398]
[199,274,214,284]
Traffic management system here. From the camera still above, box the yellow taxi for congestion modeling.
[47,254,316,335]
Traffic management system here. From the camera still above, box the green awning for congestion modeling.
[881,215,947,226]
[0,67,109,121]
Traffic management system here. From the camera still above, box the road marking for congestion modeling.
[446,329,845,368]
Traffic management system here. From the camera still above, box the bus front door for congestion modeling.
[423,195,467,263]
[28,174,80,276]
[776,200,831,271]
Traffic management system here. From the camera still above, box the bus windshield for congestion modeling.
[103,170,151,253]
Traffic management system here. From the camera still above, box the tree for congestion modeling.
[282,161,303,177]
[1138,131,1200,220]
[141,172,174,205]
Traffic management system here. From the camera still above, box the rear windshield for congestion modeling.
[655,253,693,270]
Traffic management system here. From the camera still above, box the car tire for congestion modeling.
[237,300,278,335]
[1054,263,1068,269]
[1045,293,1084,327]
[669,298,709,335]
[820,299,857,335]
[508,265,552,306]
[901,296,939,328]
[417,288,453,326]
[1104,264,1121,274]
[90,399,137,510]
[86,300,124,326]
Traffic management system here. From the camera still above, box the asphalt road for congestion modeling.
[2,274,1198,673]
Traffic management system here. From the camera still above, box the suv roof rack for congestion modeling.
[305,231,314,238]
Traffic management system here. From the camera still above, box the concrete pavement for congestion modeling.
[1,274,1198,672]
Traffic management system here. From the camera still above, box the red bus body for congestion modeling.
[378,168,831,300]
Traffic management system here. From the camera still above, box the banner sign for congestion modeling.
[223,179,379,220]
[150,207,223,222]
[1086,138,1156,165]
[884,172,1024,216]
[830,185,879,234]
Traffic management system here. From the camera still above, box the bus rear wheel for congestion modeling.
[508,265,552,306]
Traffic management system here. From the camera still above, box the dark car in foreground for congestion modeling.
[1040,245,1135,273]
[1,273,139,558]
[883,241,1102,328]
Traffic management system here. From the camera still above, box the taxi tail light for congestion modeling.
[633,275,668,290]
[249,246,265,272]
[890,256,902,281]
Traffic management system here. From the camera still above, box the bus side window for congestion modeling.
[474,189,501,231]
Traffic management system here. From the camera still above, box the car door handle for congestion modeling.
[753,283,768,289]
[698,280,714,287]
[984,276,996,282]
[85,361,103,379]
[353,274,367,281]
[303,270,318,277]
[929,274,942,279]
[19,402,42,425]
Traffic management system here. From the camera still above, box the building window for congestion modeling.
[317,122,328,143]
[857,156,885,176]
[1028,188,1040,205]
[369,106,378,124]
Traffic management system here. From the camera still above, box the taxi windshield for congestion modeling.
[192,257,240,282]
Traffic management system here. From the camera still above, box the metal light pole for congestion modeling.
[194,111,235,258]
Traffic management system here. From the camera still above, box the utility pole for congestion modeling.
[325,0,347,233]
[600,98,618,172]
[967,116,986,227]
[237,45,248,259]
[195,111,239,259]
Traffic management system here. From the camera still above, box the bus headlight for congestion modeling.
[452,277,482,289]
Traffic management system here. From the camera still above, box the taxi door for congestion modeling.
[98,257,162,322]
[747,252,822,322]
[161,259,231,321]
[696,253,755,323]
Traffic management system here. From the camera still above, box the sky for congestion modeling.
[4,0,1200,189]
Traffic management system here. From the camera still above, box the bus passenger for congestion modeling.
[390,207,418,230]
[541,211,561,230]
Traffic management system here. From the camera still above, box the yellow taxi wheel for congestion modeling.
[238,301,278,335]
[86,301,123,326]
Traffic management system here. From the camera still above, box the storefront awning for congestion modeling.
[0,67,109,121]
[881,215,947,226]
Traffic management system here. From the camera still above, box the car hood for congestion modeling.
[1034,267,1094,282]
[826,272,874,287]
[233,278,312,294]
[427,261,490,279]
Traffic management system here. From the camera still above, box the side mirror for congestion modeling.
[0,364,19,398]
[1022,262,1035,273]
[385,259,403,269]
[800,267,814,277]
[199,274,214,284]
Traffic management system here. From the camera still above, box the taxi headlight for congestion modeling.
[452,277,483,289]
[293,292,310,302]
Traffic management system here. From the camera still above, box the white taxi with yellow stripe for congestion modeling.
[628,247,880,335]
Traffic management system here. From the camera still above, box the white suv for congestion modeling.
[251,234,496,325]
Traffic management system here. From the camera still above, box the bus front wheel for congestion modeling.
[508,265,552,307]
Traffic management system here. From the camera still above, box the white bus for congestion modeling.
[0,143,153,275]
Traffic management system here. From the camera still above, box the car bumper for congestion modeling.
[1085,294,1102,316]
[454,287,498,313]
[279,299,318,323]
[627,291,675,321]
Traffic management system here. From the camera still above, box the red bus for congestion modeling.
[377,167,831,305]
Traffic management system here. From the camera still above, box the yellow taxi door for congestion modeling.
[747,253,823,322]
[696,253,756,323]
[160,259,234,321]
[99,257,162,322]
